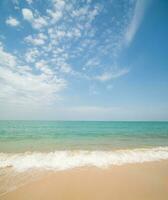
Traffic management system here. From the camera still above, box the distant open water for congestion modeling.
[0,121,168,152]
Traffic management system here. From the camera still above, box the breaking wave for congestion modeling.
[1,147,168,172]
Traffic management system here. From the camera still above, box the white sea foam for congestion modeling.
[0,147,168,172]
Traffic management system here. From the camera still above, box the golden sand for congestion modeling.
[2,161,168,200]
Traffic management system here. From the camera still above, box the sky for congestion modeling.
[0,0,168,120]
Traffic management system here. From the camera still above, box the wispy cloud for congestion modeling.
[94,68,129,82]
[124,0,148,46]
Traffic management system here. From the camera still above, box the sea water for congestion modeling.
[0,121,168,170]
[0,121,168,152]
[0,121,168,195]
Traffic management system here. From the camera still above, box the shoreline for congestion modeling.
[2,160,168,200]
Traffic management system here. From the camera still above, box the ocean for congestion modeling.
[0,121,168,152]
[1,120,168,195]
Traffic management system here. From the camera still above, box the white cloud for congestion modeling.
[72,7,89,17]
[35,60,53,75]
[95,68,129,82]
[0,44,66,107]
[0,46,16,68]
[25,36,44,45]
[0,67,65,105]
[22,8,47,29]
[47,9,62,23]
[32,16,47,29]
[124,0,148,46]
[22,8,34,21]
[52,0,65,10]
[25,48,39,63]
[6,17,20,27]
[25,33,47,46]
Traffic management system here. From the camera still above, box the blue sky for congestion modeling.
[0,0,168,120]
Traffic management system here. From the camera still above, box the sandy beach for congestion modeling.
[1,160,168,200]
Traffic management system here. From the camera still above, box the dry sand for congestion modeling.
[2,161,168,200]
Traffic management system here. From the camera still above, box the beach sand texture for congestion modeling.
[2,161,168,200]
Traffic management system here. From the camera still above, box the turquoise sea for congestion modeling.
[1,121,168,195]
[0,121,168,152]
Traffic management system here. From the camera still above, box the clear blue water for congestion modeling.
[0,121,168,152]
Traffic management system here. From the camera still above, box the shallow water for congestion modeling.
[0,121,168,152]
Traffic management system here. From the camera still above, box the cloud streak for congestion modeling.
[124,0,148,46]
[94,68,129,82]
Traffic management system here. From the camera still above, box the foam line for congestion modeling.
[0,147,168,172]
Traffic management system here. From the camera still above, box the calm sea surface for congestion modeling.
[0,121,168,152]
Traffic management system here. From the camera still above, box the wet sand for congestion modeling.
[2,161,168,200]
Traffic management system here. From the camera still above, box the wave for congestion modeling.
[1,147,168,172]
